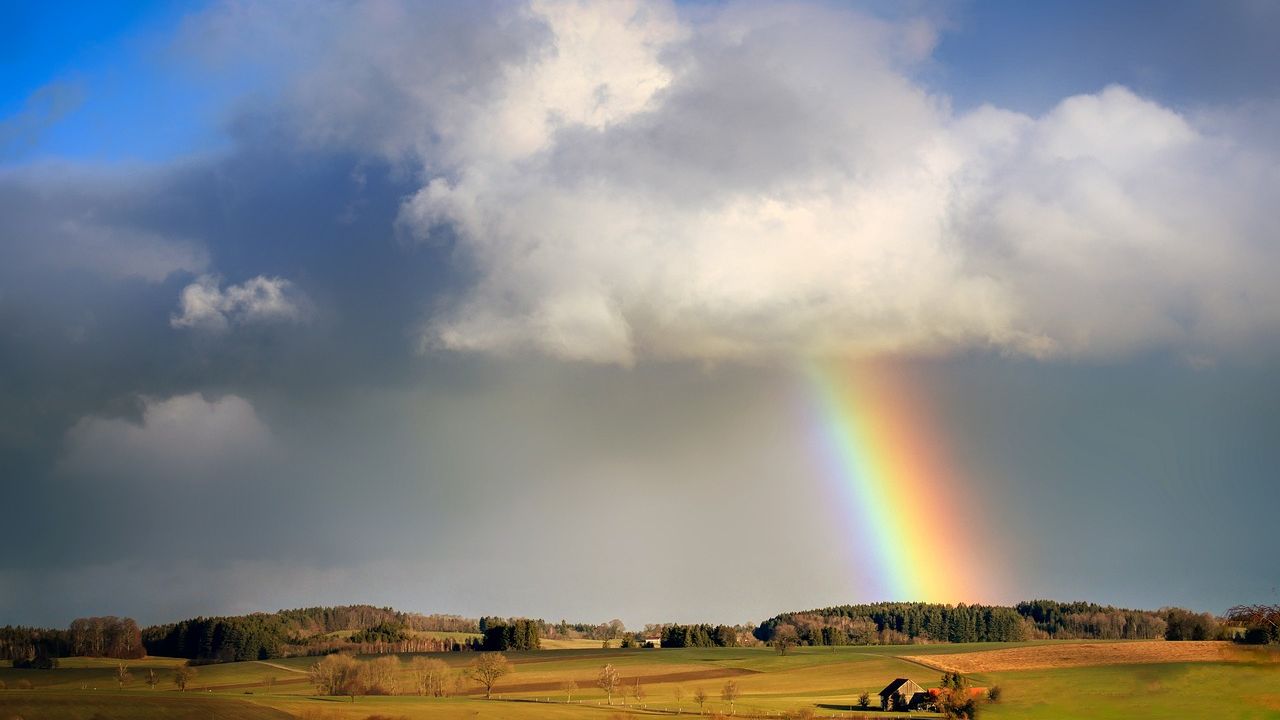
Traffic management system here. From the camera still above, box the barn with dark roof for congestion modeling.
[878,678,925,711]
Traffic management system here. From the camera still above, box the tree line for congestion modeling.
[1,617,142,662]
[8,599,1269,665]
[142,605,488,660]
[277,606,477,635]
[1015,600,1170,639]
[480,618,540,651]
[658,623,740,648]
[758,602,1033,645]
[755,600,1232,645]
[541,618,627,641]
[143,614,470,661]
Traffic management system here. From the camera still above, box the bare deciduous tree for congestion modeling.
[631,678,647,707]
[362,655,401,695]
[309,654,362,700]
[1228,604,1280,640]
[1229,604,1279,627]
[721,679,739,715]
[173,664,196,692]
[673,685,684,714]
[466,652,512,700]
[597,663,620,705]
[561,679,579,702]
[411,657,453,697]
[694,686,708,715]
[145,668,158,690]
[115,662,132,690]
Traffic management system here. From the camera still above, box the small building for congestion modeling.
[642,637,662,648]
[878,678,925,711]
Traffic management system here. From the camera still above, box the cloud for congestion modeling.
[171,274,307,332]
[54,220,209,283]
[0,168,209,283]
[390,3,1280,364]
[60,393,272,483]
[0,81,85,158]
[946,86,1280,359]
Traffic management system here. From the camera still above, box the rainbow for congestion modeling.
[804,359,987,603]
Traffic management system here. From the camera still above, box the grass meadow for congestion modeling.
[1,641,1276,719]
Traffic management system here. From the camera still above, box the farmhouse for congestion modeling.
[878,678,925,711]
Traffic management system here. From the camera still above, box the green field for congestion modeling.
[1,642,1276,719]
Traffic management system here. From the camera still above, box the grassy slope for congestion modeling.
[540,638,610,650]
[2,642,1277,719]
[982,662,1280,720]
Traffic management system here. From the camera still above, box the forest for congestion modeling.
[753,600,1224,645]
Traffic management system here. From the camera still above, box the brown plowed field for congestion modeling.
[903,641,1236,673]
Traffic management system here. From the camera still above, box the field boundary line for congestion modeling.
[254,660,309,674]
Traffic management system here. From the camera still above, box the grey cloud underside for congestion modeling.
[1,0,1279,627]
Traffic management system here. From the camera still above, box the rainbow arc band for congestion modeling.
[806,360,978,603]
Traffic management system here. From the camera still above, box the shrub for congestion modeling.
[1241,627,1274,645]
[11,658,57,670]
[1164,608,1218,641]
[988,685,1003,702]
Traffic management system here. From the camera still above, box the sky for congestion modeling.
[1,0,1278,629]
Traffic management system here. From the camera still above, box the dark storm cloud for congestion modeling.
[1,0,1279,628]
[0,133,460,591]
[0,130,454,396]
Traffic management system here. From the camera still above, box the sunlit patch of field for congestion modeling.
[980,661,1280,720]
[903,641,1244,673]
[538,638,612,650]
[412,630,480,642]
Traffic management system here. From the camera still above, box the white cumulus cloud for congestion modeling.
[170,274,307,332]
[61,393,272,483]
[196,0,1280,364]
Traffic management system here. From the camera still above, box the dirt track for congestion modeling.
[480,666,760,696]
[902,641,1237,673]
